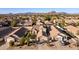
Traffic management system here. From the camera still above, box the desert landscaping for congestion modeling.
[0,11,79,50]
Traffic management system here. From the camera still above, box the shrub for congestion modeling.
[9,40,14,47]
[11,20,17,27]
[19,32,31,46]
[30,34,36,39]
[20,36,26,46]
[25,32,32,46]
[26,32,37,46]
[58,23,64,28]
[45,16,52,21]
[19,31,37,46]
[76,22,79,26]
[25,37,30,46]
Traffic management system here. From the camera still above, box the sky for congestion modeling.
[0,8,79,14]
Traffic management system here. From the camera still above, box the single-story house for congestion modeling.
[0,27,16,44]
[56,33,70,45]
[0,27,16,38]
[5,27,29,43]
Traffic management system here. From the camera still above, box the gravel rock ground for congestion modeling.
[0,25,78,50]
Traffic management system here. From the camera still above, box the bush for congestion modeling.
[25,37,30,46]
[9,40,14,47]
[26,32,37,46]
[76,22,79,26]
[20,36,26,46]
[11,20,17,27]
[58,23,64,28]
[45,16,52,21]
[25,32,32,46]
[19,31,37,46]
[30,34,36,39]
